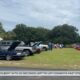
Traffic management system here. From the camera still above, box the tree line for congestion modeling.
[0,22,80,44]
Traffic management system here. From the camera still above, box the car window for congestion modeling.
[2,42,6,45]
[0,41,12,46]
[7,42,11,45]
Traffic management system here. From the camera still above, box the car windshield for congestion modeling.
[19,41,25,46]
[32,42,42,47]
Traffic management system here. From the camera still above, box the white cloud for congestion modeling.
[0,0,80,33]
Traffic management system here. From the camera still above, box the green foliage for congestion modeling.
[0,22,5,33]
[32,27,50,41]
[49,24,79,44]
[4,31,16,40]
[0,22,16,40]
[0,22,80,44]
[13,24,50,43]
[77,36,80,43]
[13,24,30,43]
[0,22,6,39]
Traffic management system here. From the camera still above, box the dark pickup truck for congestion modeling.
[0,41,25,60]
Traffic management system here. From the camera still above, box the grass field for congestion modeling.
[0,48,80,69]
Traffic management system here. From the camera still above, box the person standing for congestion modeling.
[48,42,53,50]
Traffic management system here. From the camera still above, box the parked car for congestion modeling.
[75,44,80,50]
[0,41,25,60]
[0,40,36,56]
[32,41,49,52]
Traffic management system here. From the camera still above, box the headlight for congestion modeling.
[17,53,21,55]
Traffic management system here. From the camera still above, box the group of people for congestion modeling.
[54,43,64,48]
[48,42,64,50]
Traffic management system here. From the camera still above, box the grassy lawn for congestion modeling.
[0,48,80,69]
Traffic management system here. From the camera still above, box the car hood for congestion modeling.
[8,41,21,51]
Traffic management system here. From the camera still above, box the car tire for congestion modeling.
[42,47,47,51]
[36,49,41,54]
[23,50,32,56]
[6,55,12,61]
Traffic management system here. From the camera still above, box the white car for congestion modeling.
[38,44,49,51]
[32,42,49,52]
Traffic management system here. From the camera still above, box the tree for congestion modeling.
[0,22,5,33]
[13,24,29,43]
[0,22,6,39]
[49,24,79,44]
[13,24,50,44]
[4,31,16,40]
[32,27,50,41]
[77,36,80,43]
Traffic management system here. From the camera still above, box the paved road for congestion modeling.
[0,67,79,71]
[0,76,80,80]
[0,67,80,80]
[0,67,69,71]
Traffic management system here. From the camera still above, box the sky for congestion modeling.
[0,0,80,33]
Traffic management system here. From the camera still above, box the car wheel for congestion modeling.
[23,50,31,56]
[42,47,47,51]
[36,49,41,53]
[6,55,12,61]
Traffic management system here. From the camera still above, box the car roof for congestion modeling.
[0,40,20,42]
